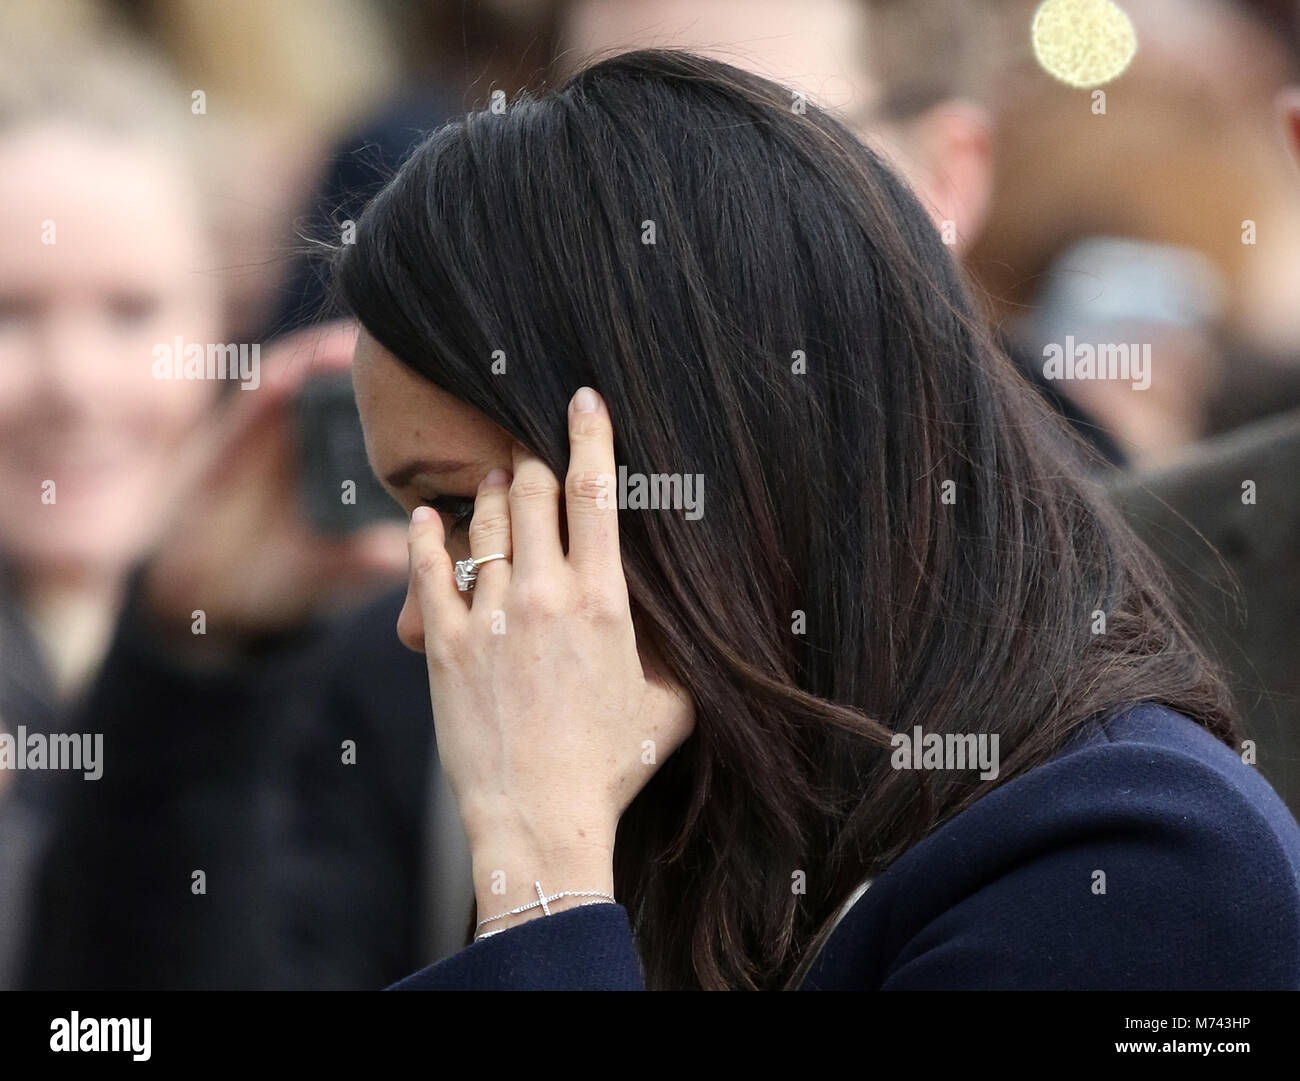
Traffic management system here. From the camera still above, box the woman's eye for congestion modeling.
[0,296,36,329]
[106,294,162,326]
[423,496,475,535]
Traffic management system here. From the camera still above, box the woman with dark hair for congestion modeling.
[337,50,1300,990]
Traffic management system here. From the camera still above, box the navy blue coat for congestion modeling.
[389,704,1300,990]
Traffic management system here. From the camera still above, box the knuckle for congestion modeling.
[409,544,446,582]
[425,629,467,668]
[510,475,559,503]
[468,512,510,546]
[512,580,563,620]
[566,469,615,509]
[575,585,623,625]
[570,411,610,440]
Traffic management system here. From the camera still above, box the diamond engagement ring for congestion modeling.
[453,553,508,592]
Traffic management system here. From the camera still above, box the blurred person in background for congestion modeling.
[0,38,221,987]
[0,0,426,992]
[0,0,401,345]
[96,0,403,342]
[559,0,1002,253]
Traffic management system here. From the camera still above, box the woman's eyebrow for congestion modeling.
[384,459,473,488]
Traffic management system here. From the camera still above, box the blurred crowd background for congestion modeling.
[1,0,1299,989]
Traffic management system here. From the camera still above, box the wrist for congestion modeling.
[470,836,616,938]
[463,797,617,858]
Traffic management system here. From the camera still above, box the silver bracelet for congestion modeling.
[473,881,616,942]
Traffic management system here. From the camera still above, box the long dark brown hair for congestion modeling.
[336,49,1236,990]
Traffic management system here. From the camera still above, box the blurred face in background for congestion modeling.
[0,122,218,585]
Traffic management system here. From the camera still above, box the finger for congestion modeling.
[564,387,622,577]
[197,321,361,469]
[407,506,468,652]
[508,443,564,578]
[262,320,360,395]
[466,468,513,609]
[312,522,410,580]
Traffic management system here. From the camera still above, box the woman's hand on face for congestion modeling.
[405,387,694,918]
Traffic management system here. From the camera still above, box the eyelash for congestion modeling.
[423,496,475,535]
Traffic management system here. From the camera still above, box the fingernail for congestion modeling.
[483,468,510,487]
[411,506,434,524]
[572,387,599,414]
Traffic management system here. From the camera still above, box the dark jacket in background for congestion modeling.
[23,581,434,990]
[0,564,61,988]
[1107,407,1300,817]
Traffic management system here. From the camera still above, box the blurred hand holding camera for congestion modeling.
[140,320,407,656]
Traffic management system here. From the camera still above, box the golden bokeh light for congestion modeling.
[1031,0,1138,89]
